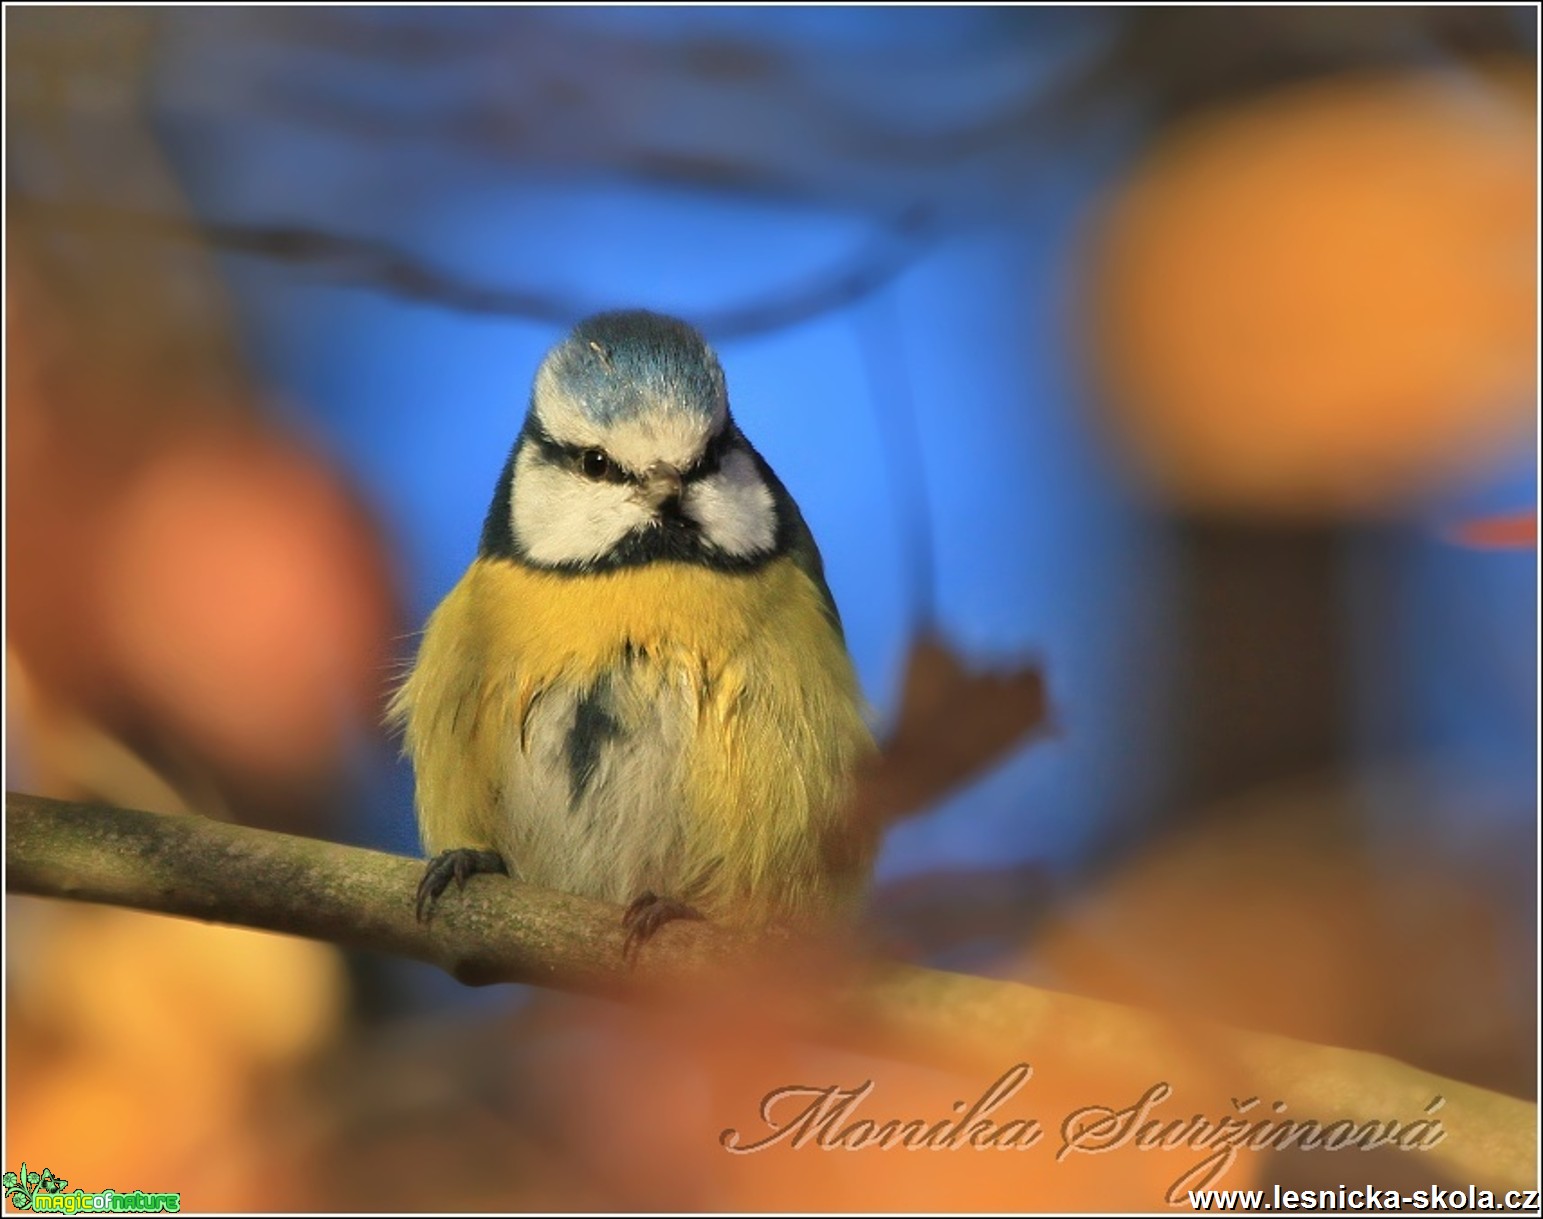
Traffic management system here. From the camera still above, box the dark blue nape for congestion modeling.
[477,437,523,561]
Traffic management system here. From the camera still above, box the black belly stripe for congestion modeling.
[567,677,623,809]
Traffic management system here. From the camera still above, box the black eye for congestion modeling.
[579,449,611,480]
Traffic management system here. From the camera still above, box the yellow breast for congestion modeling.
[391,555,877,924]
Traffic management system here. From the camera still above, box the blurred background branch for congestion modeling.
[7,195,942,341]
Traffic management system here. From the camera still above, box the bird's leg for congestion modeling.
[416,848,510,923]
[621,890,704,960]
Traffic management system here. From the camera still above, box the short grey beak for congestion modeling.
[638,462,684,510]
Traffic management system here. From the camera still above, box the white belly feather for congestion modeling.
[497,658,702,905]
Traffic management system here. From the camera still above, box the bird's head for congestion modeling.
[484,311,786,572]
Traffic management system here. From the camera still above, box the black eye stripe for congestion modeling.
[682,429,735,483]
[530,429,634,483]
[528,424,738,485]
[577,447,628,483]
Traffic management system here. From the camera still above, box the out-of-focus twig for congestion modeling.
[6,791,1535,1195]
[8,196,939,340]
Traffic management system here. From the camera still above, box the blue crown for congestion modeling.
[539,310,725,426]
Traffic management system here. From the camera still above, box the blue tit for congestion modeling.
[388,310,877,949]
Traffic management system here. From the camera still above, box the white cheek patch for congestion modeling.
[684,449,777,558]
[510,446,651,566]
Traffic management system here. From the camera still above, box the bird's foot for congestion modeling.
[416,848,509,923]
[621,890,704,960]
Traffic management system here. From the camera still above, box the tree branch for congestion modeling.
[6,791,1535,1194]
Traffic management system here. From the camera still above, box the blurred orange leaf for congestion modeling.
[855,632,1051,827]
[1446,510,1537,549]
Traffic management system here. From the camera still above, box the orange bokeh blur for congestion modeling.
[7,237,400,798]
[100,432,398,781]
[280,943,1264,1212]
[5,902,347,1210]
[7,124,394,1214]
[1087,66,1537,516]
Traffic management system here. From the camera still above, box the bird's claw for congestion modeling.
[621,890,704,961]
[416,848,509,923]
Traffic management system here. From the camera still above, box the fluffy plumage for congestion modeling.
[389,311,876,930]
